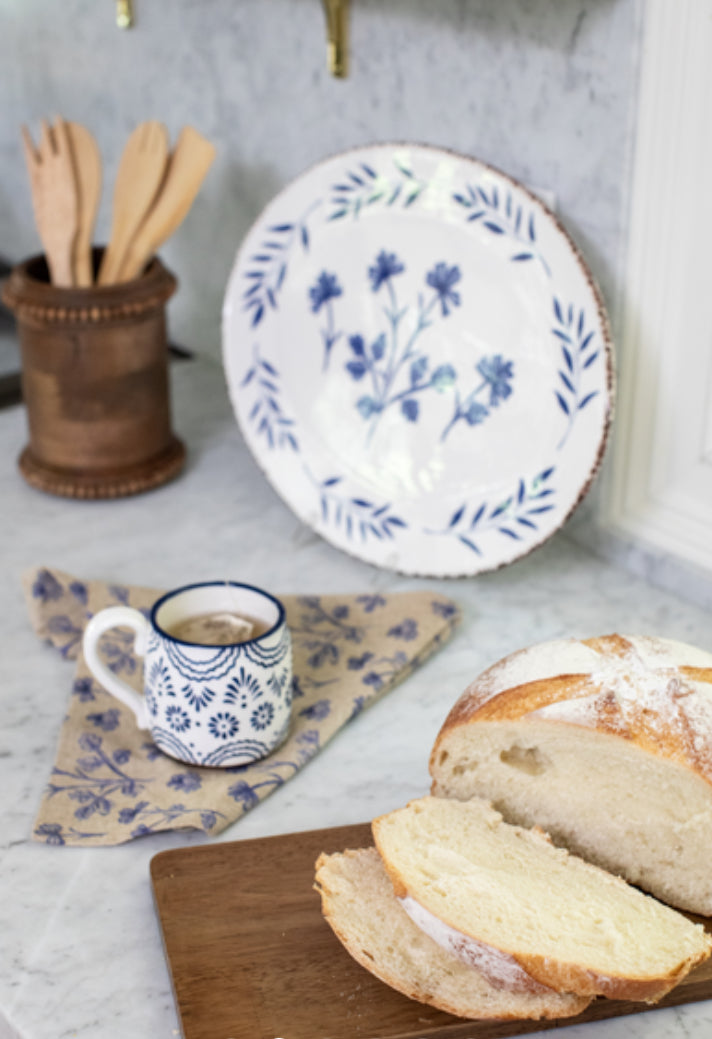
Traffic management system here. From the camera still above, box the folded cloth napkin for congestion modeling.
[24,568,460,847]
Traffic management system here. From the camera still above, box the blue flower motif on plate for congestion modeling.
[368,250,405,291]
[310,270,343,312]
[330,253,473,440]
[309,270,343,369]
[440,353,515,442]
[478,355,515,407]
[308,250,516,445]
[426,262,461,317]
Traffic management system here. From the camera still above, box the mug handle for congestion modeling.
[82,606,151,730]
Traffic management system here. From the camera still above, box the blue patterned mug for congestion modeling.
[82,581,292,767]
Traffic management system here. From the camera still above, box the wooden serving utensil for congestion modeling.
[117,126,216,283]
[98,120,169,285]
[21,117,79,287]
[65,122,102,286]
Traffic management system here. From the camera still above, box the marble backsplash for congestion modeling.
[12,0,700,606]
[0,0,640,357]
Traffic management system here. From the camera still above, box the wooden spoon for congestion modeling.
[21,117,79,287]
[98,120,169,285]
[65,122,102,286]
[117,126,216,283]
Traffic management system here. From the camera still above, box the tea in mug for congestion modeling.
[167,611,271,646]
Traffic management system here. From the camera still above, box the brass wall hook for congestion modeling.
[322,0,349,78]
[116,0,134,29]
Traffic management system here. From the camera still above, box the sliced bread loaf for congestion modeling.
[372,796,712,1003]
[429,634,712,914]
[314,847,591,1021]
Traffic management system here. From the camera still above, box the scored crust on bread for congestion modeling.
[429,634,712,914]
[372,796,712,1003]
[314,847,592,1021]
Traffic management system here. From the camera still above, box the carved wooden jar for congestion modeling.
[2,251,186,499]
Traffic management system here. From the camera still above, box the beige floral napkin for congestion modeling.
[23,567,460,846]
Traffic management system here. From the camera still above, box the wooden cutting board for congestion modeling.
[150,822,712,1039]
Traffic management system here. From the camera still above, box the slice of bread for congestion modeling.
[372,796,712,1003]
[429,634,712,914]
[314,847,591,1021]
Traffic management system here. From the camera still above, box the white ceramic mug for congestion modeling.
[82,581,292,767]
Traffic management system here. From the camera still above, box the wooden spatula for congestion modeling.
[98,120,169,285]
[65,122,102,286]
[117,126,216,283]
[21,117,79,287]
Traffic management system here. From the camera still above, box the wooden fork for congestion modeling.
[21,117,79,287]
[98,120,169,285]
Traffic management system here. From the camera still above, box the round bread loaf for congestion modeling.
[429,633,712,914]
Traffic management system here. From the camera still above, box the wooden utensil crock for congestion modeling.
[2,249,186,499]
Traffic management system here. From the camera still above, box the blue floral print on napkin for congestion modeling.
[24,568,460,847]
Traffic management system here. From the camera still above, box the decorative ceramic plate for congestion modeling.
[222,144,614,577]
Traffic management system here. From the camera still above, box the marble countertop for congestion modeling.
[2,354,712,1039]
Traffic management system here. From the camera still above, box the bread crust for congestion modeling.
[429,634,712,785]
[512,949,706,1003]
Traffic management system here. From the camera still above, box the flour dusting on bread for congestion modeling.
[531,636,712,780]
[399,894,553,994]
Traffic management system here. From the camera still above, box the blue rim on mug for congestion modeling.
[149,580,287,646]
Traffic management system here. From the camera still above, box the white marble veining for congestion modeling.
[1,355,712,1038]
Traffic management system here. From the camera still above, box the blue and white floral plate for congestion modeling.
[222,144,614,577]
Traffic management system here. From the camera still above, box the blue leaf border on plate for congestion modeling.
[552,298,601,449]
[307,472,408,544]
[241,201,320,328]
[453,182,552,276]
[426,468,557,556]
[328,156,428,221]
[240,345,299,452]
